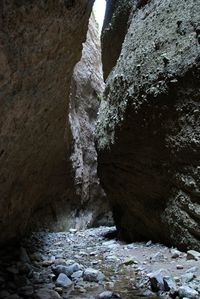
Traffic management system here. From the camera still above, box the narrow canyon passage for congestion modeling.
[0,0,200,298]
[1,226,200,299]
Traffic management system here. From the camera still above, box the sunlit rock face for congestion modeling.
[0,0,94,244]
[68,13,112,228]
[97,0,200,250]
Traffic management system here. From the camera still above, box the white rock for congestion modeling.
[171,248,181,258]
[97,291,121,298]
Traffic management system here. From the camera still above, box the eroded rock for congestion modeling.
[97,0,200,250]
[0,0,95,245]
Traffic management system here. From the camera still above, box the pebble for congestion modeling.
[83,268,105,282]
[97,291,121,298]
[171,248,181,258]
[55,273,73,288]
[146,240,152,246]
[0,226,200,299]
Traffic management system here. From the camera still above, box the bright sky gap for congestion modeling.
[93,0,106,31]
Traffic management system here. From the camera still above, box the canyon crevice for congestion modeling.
[0,0,200,255]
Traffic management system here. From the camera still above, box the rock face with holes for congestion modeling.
[0,0,95,244]
[68,12,112,227]
[97,0,200,250]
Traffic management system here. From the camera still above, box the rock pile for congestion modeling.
[0,227,200,299]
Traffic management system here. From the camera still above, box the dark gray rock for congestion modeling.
[52,263,83,277]
[34,288,61,299]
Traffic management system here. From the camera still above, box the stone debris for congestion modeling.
[0,226,200,299]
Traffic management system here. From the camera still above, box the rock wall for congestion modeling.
[0,0,94,244]
[97,0,200,250]
[101,0,135,80]
[68,13,112,228]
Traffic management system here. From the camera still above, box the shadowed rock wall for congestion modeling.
[101,0,135,80]
[97,0,200,250]
[0,0,94,244]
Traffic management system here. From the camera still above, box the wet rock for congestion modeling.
[83,268,105,282]
[178,286,199,298]
[55,273,73,288]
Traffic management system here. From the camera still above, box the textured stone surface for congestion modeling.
[0,0,94,244]
[101,0,135,80]
[69,13,112,227]
[97,0,200,250]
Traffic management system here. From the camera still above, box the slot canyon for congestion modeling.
[0,0,200,298]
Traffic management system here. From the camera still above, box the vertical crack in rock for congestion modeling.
[69,12,112,228]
